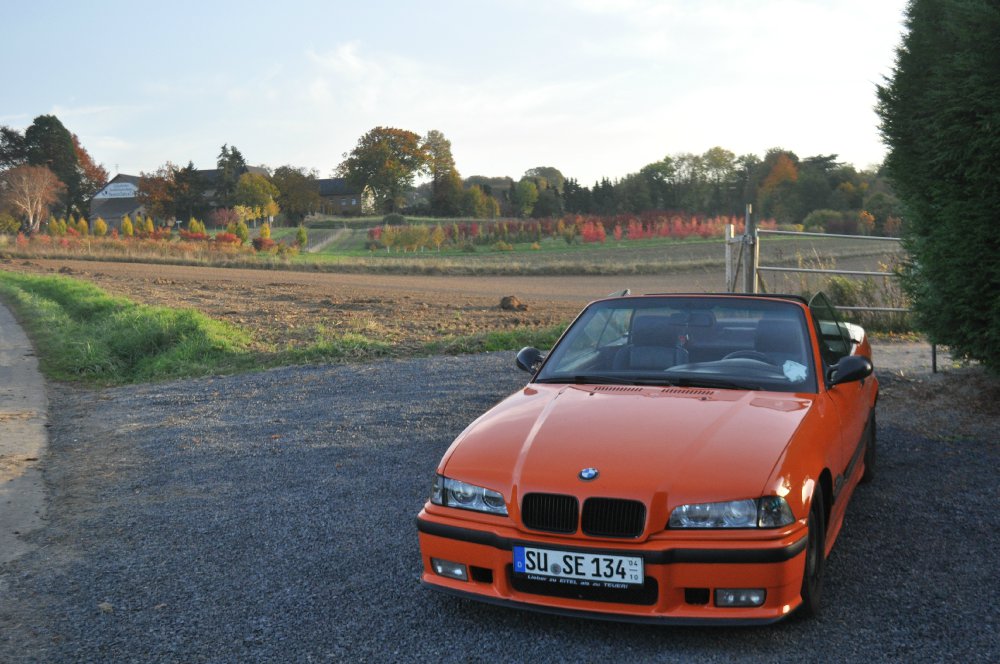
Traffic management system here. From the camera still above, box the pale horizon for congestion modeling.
[2,0,907,185]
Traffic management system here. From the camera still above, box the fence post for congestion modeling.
[742,204,757,293]
[725,224,734,292]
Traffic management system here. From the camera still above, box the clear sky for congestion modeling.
[1,0,907,185]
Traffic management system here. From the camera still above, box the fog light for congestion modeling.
[431,558,468,581]
[715,588,766,607]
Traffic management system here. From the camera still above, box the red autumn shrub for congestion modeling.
[252,237,276,252]
[213,232,242,244]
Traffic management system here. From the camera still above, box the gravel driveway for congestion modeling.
[1,353,997,663]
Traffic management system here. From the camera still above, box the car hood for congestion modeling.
[441,383,816,516]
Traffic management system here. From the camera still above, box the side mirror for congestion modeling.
[828,354,873,386]
[515,347,544,374]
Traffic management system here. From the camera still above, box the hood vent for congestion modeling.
[590,385,644,393]
[658,387,714,398]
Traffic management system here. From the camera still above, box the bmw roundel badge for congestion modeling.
[579,467,599,481]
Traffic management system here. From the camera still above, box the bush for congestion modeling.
[122,215,134,237]
[226,220,249,244]
[802,209,841,232]
[252,237,276,252]
[382,213,406,226]
[213,232,242,244]
[0,213,20,235]
[259,223,271,240]
[295,226,308,248]
[93,217,108,237]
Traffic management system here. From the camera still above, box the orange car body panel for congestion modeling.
[417,295,878,624]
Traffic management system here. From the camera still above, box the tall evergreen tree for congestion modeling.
[216,144,247,208]
[877,0,1000,371]
[23,115,81,217]
[424,130,463,217]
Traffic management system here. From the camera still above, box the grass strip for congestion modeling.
[0,271,260,384]
[0,271,566,386]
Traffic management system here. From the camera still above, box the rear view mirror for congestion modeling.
[516,347,544,374]
[828,355,873,386]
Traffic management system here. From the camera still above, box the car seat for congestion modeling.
[612,316,690,370]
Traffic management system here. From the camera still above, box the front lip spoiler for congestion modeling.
[416,517,807,565]
[421,581,790,626]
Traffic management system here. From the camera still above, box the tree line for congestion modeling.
[338,127,902,235]
[2,116,901,237]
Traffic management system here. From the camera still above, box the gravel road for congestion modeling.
[1,353,997,663]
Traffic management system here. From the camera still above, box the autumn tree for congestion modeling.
[424,130,463,217]
[72,133,109,204]
[338,127,428,213]
[0,165,65,233]
[137,164,175,221]
[271,165,320,223]
[235,172,279,221]
[461,186,499,218]
[877,0,1000,370]
[754,150,801,224]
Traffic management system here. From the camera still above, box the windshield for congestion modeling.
[535,296,817,394]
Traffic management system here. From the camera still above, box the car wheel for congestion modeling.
[798,490,826,618]
[860,412,876,484]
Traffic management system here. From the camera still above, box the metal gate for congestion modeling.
[723,207,938,371]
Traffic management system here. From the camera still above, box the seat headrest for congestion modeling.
[631,316,685,347]
[754,318,804,356]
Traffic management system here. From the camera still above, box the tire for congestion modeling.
[860,412,877,484]
[798,490,826,618]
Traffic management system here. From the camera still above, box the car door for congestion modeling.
[808,293,870,490]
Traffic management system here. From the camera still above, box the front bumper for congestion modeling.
[417,509,809,625]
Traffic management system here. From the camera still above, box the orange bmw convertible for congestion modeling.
[417,293,878,625]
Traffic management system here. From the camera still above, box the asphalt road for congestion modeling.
[0,353,996,663]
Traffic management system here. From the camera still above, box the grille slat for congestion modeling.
[582,497,646,538]
[521,493,646,538]
[521,493,578,533]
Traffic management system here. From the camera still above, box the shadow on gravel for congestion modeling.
[1,354,997,662]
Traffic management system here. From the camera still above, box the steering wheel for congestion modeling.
[722,350,777,364]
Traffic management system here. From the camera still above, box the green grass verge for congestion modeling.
[0,270,564,385]
[0,271,260,384]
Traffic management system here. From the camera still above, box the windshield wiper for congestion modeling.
[536,374,668,386]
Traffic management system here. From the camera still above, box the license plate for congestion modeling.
[513,546,644,586]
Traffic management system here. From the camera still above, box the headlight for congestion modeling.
[669,497,794,528]
[430,475,508,516]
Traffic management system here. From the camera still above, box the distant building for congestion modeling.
[89,174,144,231]
[316,178,374,216]
[88,165,272,230]
[195,166,270,204]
